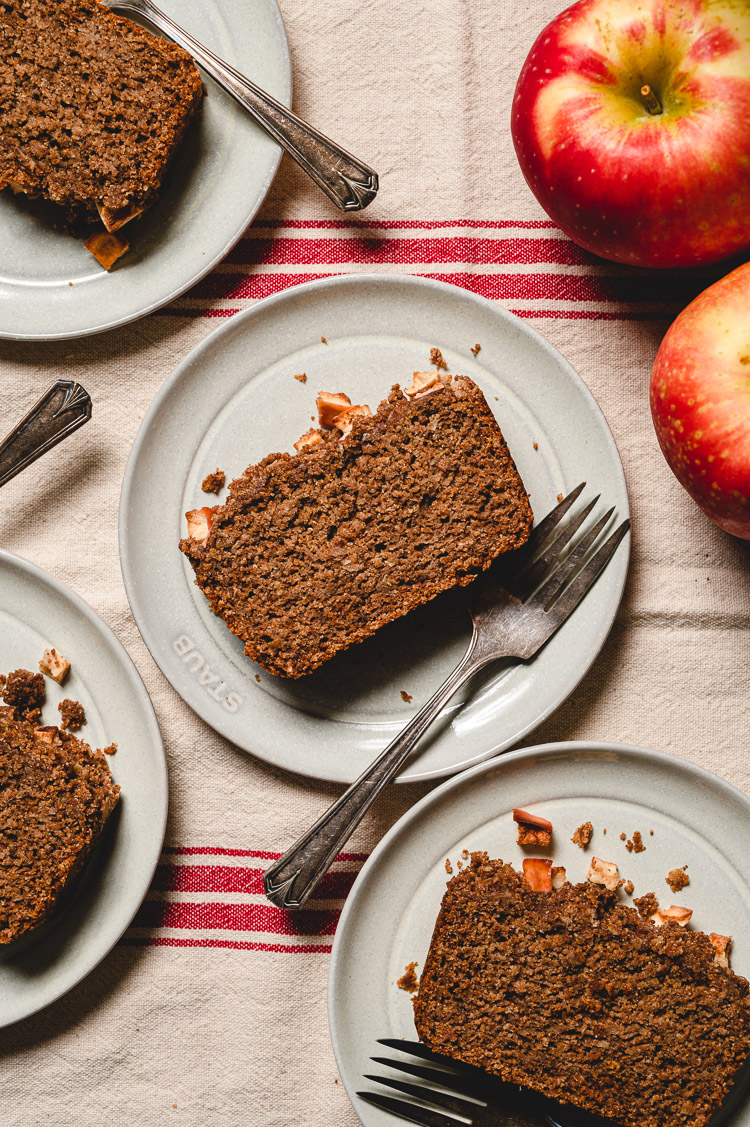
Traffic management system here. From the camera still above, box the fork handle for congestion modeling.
[116,0,378,211]
[263,642,488,909]
[0,381,92,489]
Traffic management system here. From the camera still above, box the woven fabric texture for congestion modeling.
[1,0,749,1124]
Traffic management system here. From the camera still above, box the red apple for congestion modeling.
[650,262,750,538]
[511,0,750,268]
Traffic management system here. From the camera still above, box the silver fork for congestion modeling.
[359,1038,556,1127]
[264,485,629,909]
[108,0,378,211]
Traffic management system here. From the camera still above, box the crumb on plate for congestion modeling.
[58,698,86,730]
[201,469,225,494]
[666,866,690,893]
[571,821,593,849]
[397,962,419,992]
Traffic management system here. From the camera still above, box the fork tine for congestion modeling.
[364,1072,482,1117]
[530,505,615,610]
[541,519,630,631]
[514,494,600,600]
[524,482,586,554]
[370,1056,463,1086]
[377,1039,454,1063]
[356,1089,459,1127]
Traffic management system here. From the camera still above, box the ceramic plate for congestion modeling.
[328,741,750,1127]
[119,273,629,784]
[0,0,291,340]
[0,550,166,1027]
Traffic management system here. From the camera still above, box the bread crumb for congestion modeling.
[625,839,633,852]
[294,373,307,382]
[461,848,469,859]
[430,347,447,370]
[603,828,607,834]
[624,879,634,895]
[102,742,117,756]
[666,866,690,893]
[201,469,225,494]
[255,674,261,683]
[571,821,593,848]
[397,962,419,992]
[517,823,552,847]
[632,830,646,853]
[320,336,327,344]
[514,808,553,847]
[470,343,481,356]
[634,892,659,918]
[620,833,626,840]
[400,690,412,703]
[557,493,564,503]
[533,442,538,450]
[445,858,453,874]
[650,829,654,835]
[58,698,86,730]
[3,668,45,721]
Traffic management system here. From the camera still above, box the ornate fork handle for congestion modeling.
[111,0,378,211]
[0,381,92,489]
[264,640,491,909]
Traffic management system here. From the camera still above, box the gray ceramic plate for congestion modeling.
[0,550,166,1027]
[328,741,750,1127]
[119,273,629,784]
[0,0,290,340]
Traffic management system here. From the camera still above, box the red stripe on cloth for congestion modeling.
[121,936,332,952]
[132,900,340,936]
[183,269,699,307]
[186,272,336,302]
[225,236,596,267]
[151,864,359,899]
[252,219,560,230]
[510,308,671,321]
[160,846,369,862]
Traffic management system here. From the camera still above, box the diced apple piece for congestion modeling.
[587,857,620,891]
[294,429,324,454]
[551,866,566,890]
[316,391,352,428]
[185,506,217,544]
[39,647,71,685]
[522,857,552,892]
[709,933,732,968]
[84,229,129,270]
[334,404,372,438]
[652,905,693,927]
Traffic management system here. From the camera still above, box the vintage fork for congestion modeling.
[108,0,378,211]
[264,484,630,910]
[359,1038,557,1127]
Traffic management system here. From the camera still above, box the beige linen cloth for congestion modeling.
[2,0,750,1123]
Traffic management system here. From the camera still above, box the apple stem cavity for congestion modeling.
[640,84,663,116]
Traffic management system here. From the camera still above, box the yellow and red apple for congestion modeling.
[650,262,750,538]
[512,0,750,268]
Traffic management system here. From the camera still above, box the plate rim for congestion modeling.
[0,546,167,1027]
[327,738,750,1126]
[0,0,292,342]
[119,272,630,784]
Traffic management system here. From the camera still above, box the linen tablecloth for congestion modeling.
[2,0,750,1122]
